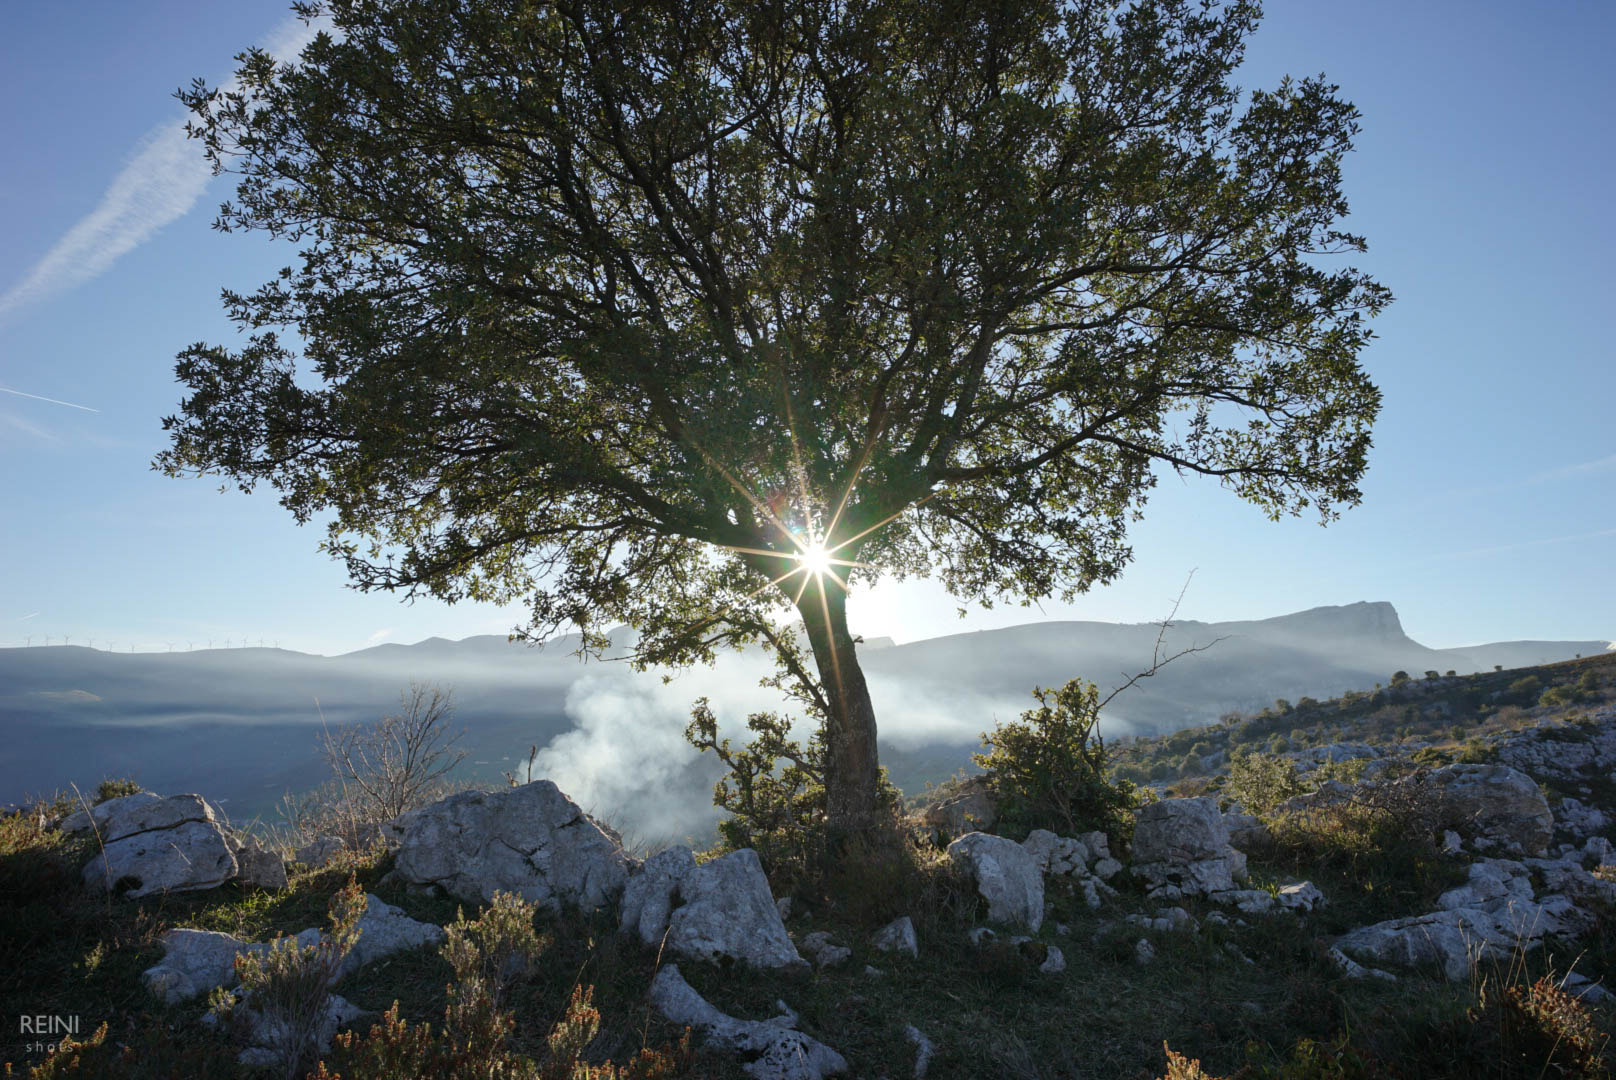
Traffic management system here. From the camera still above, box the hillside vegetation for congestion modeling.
[3,655,1614,1078]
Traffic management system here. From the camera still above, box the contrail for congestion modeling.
[0,16,322,323]
[0,386,99,412]
[17,612,39,621]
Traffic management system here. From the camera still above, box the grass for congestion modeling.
[3,797,1613,1078]
[5,651,1615,1077]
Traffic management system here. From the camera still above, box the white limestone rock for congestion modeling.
[296,837,347,868]
[385,780,633,909]
[905,1024,935,1078]
[1277,882,1326,913]
[665,848,805,969]
[141,894,441,1004]
[871,915,918,958]
[649,964,846,1079]
[1131,797,1248,898]
[798,931,851,969]
[1402,764,1554,857]
[946,832,1044,931]
[919,777,997,837]
[85,818,238,898]
[229,832,288,891]
[1021,829,1091,876]
[619,845,698,946]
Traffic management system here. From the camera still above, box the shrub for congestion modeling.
[223,879,366,1080]
[314,893,692,1080]
[92,778,141,805]
[685,698,900,882]
[1506,675,1542,703]
[320,682,466,825]
[1226,750,1307,814]
[442,890,545,1014]
[973,677,1142,843]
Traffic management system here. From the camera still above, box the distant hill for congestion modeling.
[0,602,1605,831]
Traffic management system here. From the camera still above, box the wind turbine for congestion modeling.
[166,642,174,652]
[44,635,52,646]
[23,636,30,647]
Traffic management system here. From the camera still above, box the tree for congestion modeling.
[321,682,466,822]
[157,0,1389,836]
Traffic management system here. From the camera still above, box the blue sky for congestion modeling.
[1,1,1611,658]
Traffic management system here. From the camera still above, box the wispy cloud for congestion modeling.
[17,612,39,621]
[1529,453,1616,484]
[366,628,394,644]
[0,411,57,441]
[1441,526,1616,560]
[0,386,99,412]
[0,16,322,324]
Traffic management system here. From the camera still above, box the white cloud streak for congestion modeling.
[366,628,394,644]
[0,17,323,323]
[17,612,39,621]
[1530,453,1616,483]
[0,386,99,412]
[1442,526,1616,560]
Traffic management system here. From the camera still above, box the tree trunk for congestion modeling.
[796,576,883,837]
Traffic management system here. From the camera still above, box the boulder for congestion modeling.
[905,1024,935,1079]
[64,792,220,842]
[1130,798,1247,898]
[1132,798,1229,863]
[798,931,851,969]
[385,780,633,909]
[1335,894,1589,982]
[141,894,444,1004]
[71,792,290,897]
[1021,830,1091,876]
[665,849,804,969]
[871,915,918,958]
[649,964,846,1079]
[1222,811,1272,850]
[229,833,288,891]
[85,818,238,898]
[919,776,997,837]
[341,894,447,977]
[1404,764,1553,856]
[143,929,312,1005]
[1276,881,1325,913]
[295,837,347,868]
[619,846,698,946]
[946,832,1043,931]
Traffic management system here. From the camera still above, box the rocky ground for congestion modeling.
[2,655,1614,1078]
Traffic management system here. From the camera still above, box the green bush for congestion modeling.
[973,677,1142,843]
[223,879,366,1080]
[685,698,899,882]
[1225,750,1308,815]
[1507,676,1542,703]
[92,778,141,805]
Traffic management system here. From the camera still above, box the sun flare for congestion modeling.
[797,541,833,578]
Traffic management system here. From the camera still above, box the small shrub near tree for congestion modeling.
[973,677,1142,843]
[685,698,901,884]
[219,879,366,1080]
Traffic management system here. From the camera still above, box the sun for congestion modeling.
[797,541,833,579]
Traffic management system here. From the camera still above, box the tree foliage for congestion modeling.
[973,677,1141,841]
[157,0,1389,829]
